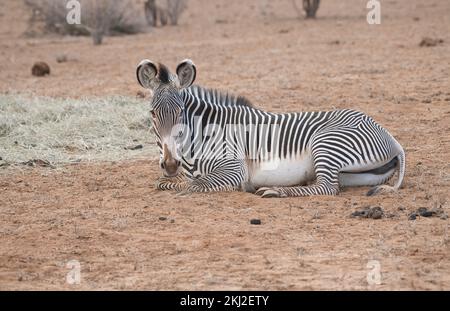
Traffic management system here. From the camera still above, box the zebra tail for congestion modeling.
[366,147,405,196]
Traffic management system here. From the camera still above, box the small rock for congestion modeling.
[32,61,50,76]
[351,210,366,217]
[417,207,433,217]
[158,216,167,221]
[421,211,433,217]
[351,206,384,219]
[408,213,417,220]
[136,90,146,98]
[368,207,384,219]
[250,219,261,225]
[0,156,2,160]
[417,207,428,214]
[21,159,54,168]
[215,19,228,24]
[419,37,444,47]
[124,144,143,150]
[170,219,175,223]
[430,207,448,220]
[56,54,68,63]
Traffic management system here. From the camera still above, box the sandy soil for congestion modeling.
[1,0,450,290]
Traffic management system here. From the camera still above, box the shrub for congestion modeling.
[24,0,147,44]
[144,0,188,27]
[166,0,188,25]
[292,0,320,19]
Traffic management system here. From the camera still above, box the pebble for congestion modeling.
[31,61,50,76]
[250,219,261,225]
[351,206,384,219]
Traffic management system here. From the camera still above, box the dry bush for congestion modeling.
[292,0,320,19]
[166,0,188,25]
[25,0,88,36]
[144,0,167,27]
[24,0,147,44]
[144,0,187,27]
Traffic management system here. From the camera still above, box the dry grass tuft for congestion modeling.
[0,94,156,169]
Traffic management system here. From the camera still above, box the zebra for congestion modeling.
[136,59,405,197]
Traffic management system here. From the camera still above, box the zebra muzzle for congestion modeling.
[162,143,180,177]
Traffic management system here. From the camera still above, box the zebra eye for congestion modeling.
[150,110,156,118]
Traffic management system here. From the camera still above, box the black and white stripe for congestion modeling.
[175,86,405,196]
[137,59,405,197]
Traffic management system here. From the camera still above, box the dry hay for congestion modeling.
[0,94,157,171]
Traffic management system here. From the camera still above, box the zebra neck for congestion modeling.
[182,85,256,109]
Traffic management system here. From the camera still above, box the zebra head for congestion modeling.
[136,59,196,177]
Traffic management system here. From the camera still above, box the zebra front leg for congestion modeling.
[177,180,240,196]
[256,140,347,198]
[155,173,187,191]
[177,164,246,195]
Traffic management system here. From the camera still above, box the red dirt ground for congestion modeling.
[0,0,449,290]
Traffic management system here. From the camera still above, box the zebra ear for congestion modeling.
[176,59,196,88]
[136,59,158,89]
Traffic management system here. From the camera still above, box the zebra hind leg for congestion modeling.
[255,181,339,198]
[255,168,340,198]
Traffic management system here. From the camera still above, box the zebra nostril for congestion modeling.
[161,162,165,169]
[175,160,181,166]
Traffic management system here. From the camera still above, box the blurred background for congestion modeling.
[0,0,447,99]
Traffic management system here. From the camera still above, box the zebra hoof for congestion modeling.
[155,178,170,190]
[366,185,395,196]
[257,187,285,198]
[255,187,271,196]
[155,180,164,190]
[261,190,281,198]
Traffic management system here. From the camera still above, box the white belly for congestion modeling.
[249,153,315,188]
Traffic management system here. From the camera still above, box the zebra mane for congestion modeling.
[186,85,254,108]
